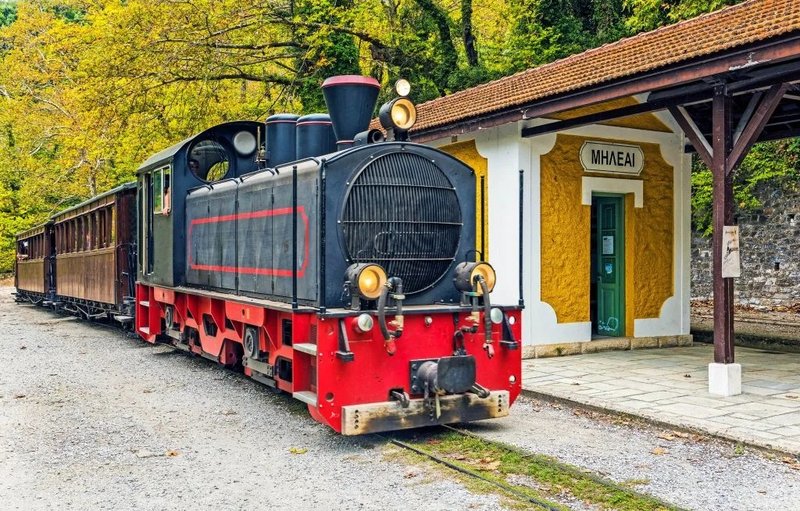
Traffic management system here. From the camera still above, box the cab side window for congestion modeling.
[152,165,171,215]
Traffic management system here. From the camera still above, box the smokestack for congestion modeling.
[322,75,380,150]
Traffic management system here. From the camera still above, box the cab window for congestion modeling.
[152,165,171,215]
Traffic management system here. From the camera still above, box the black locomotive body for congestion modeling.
[184,142,476,308]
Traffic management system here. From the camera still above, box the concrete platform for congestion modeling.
[522,344,800,455]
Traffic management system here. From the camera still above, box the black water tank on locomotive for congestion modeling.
[296,114,337,159]
[266,114,299,166]
[183,141,475,307]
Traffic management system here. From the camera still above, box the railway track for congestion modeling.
[378,424,682,511]
[380,425,562,510]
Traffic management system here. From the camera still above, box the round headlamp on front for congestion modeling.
[379,97,417,131]
[345,263,388,300]
[453,261,496,295]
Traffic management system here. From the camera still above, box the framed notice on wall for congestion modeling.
[722,225,741,278]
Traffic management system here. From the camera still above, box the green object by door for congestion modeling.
[592,195,625,337]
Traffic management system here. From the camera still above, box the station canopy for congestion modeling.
[408,0,800,367]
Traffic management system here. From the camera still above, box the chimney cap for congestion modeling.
[322,75,380,89]
[266,113,300,124]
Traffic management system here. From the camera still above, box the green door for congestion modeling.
[591,196,625,337]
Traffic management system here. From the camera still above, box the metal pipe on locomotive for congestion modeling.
[19,75,523,434]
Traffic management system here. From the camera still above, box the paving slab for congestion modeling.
[522,344,800,455]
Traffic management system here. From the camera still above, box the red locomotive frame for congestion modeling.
[136,283,522,434]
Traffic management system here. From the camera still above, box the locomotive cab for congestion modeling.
[135,121,266,289]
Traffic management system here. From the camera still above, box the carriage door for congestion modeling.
[139,173,155,274]
[590,195,625,337]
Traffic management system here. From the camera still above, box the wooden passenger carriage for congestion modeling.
[51,183,137,320]
[14,222,54,303]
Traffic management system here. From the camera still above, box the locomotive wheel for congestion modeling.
[243,327,258,359]
[164,306,174,331]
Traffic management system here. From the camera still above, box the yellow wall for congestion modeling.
[540,134,673,332]
[440,140,489,259]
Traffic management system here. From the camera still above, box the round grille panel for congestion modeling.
[341,151,462,294]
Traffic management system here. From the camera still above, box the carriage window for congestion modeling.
[83,216,90,251]
[89,213,97,250]
[77,218,84,251]
[18,240,29,260]
[189,140,230,182]
[98,211,105,248]
[109,208,115,243]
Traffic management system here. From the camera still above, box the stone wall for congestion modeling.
[691,183,800,308]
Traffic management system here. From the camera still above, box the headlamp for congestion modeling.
[453,261,496,295]
[394,79,411,97]
[379,97,417,131]
[345,263,388,300]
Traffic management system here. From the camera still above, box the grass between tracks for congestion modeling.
[395,430,683,511]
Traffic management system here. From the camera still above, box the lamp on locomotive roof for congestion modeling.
[394,78,411,97]
[379,79,416,142]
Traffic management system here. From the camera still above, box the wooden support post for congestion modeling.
[711,85,735,364]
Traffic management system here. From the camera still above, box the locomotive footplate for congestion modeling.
[340,391,509,435]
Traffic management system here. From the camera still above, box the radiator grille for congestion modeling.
[341,151,462,294]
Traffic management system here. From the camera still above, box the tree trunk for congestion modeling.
[461,0,478,67]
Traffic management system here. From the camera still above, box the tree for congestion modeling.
[0,1,15,27]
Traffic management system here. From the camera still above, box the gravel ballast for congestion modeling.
[461,398,800,510]
[0,288,500,510]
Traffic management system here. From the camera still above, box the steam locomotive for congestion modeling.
[15,76,522,434]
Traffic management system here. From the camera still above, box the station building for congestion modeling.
[435,98,692,359]
[407,0,800,368]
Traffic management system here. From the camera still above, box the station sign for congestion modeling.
[580,141,644,176]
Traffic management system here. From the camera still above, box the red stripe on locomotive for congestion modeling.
[187,206,310,277]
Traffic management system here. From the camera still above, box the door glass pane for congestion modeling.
[153,169,163,212]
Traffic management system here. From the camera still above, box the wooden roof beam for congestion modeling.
[668,105,713,167]
[728,83,790,172]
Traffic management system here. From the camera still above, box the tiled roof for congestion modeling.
[410,0,800,135]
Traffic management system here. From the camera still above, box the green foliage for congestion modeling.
[0,1,15,27]
[294,0,361,113]
[692,141,800,235]
[623,0,739,32]
[505,0,628,72]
